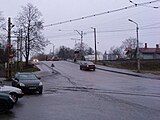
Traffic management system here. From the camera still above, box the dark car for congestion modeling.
[80,61,96,71]
[12,72,43,94]
[0,93,15,113]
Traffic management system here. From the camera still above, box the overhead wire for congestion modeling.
[141,22,160,28]
[44,0,160,27]
[59,25,160,35]
[46,25,160,39]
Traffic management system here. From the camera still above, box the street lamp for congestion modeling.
[91,27,97,63]
[128,19,140,72]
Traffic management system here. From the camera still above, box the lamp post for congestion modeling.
[128,19,140,72]
[91,27,97,63]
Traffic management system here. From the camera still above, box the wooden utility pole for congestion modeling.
[17,31,20,70]
[19,29,23,71]
[7,17,12,80]
[93,28,97,63]
[91,27,97,63]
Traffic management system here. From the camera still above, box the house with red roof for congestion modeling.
[126,43,160,59]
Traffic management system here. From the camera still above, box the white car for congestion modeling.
[0,81,24,103]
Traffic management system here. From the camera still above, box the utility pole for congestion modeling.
[7,17,13,80]
[74,30,84,59]
[19,29,23,71]
[52,44,55,56]
[136,25,140,72]
[80,31,83,51]
[17,31,20,69]
[91,27,97,63]
[20,29,23,62]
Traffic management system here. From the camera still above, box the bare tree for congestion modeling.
[16,3,48,65]
[121,37,137,50]
[0,12,5,28]
[121,37,143,59]
[109,46,122,55]
[75,42,94,55]
[57,46,74,59]
[0,12,6,45]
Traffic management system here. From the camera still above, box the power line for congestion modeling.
[129,0,159,8]
[141,22,160,28]
[45,21,160,39]
[44,0,160,27]
[46,26,160,39]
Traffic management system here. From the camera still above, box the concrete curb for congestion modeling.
[96,67,160,80]
[69,60,160,80]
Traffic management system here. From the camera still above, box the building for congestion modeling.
[126,43,160,59]
[84,55,103,61]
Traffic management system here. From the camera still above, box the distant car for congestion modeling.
[32,59,39,64]
[80,61,96,71]
[52,56,59,61]
[12,72,43,94]
[0,93,15,113]
[0,81,24,103]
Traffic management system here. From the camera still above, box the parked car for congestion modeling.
[0,81,24,103]
[80,61,96,71]
[0,93,15,113]
[12,72,43,94]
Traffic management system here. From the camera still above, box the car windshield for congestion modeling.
[19,74,37,80]
[85,61,94,65]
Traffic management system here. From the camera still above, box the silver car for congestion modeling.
[0,81,24,103]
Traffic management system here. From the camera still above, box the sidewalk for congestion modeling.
[75,60,160,80]
[96,65,160,80]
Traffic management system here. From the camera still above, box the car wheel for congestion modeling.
[0,100,8,113]
[10,93,18,103]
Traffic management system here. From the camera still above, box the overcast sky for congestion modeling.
[0,0,160,54]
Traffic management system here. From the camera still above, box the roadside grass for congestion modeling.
[97,59,160,75]
[12,62,40,74]
[0,62,40,77]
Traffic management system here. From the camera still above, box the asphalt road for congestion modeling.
[1,61,160,120]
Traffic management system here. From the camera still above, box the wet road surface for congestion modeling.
[1,61,160,120]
